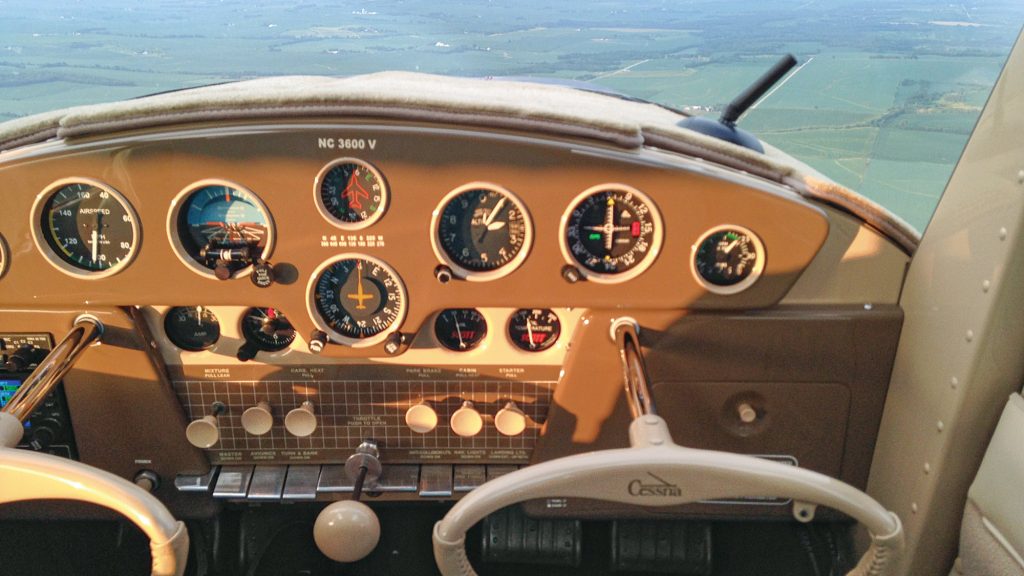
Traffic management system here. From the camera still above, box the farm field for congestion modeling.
[1,0,1022,232]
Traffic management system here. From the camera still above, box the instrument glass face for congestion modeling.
[507,308,561,352]
[692,225,765,294]
[309,255,407,346]
[240,307,295,352]
[434,308,488,351]
[316,159,388,229]
[434,185,532,280]
[175,184,272,275]
[164,306,221,352]
[562,186,661,282]
[37,181,139,275]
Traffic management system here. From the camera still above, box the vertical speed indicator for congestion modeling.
[560,184,663,283]
[307,254,408,347]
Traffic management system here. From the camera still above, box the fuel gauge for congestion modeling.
[435,308,487,351]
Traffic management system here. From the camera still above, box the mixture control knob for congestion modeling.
[405,403,438,434]
[186,403,225,448]
[450,401,483,437]
[241,401,274,436]
[494,402,527,436]
[186,415,220,448]
[285,400,317,437]
[314,500,380,563]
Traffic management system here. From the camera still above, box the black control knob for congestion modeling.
[237,341,259,362]
[309,330,328,354]
[251,259,276,288]
[29,418,62,450]
[5,345,38,371]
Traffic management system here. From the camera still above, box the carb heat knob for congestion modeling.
[450,401,483,437]
[241,401,273,436]
[405,403,438,434]
[494,402,527,436]
[285,400,317,437]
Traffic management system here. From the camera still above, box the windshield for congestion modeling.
[2,1,1021,232]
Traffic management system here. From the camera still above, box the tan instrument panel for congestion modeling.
[0,120,829,356]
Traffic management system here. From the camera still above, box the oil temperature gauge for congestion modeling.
[164,306,221,351]
[435,308,487,351]
[508,309,561,352]
[692,225,765,295]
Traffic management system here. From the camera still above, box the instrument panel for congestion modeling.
[0,122,829,361]
[0,120,907,520]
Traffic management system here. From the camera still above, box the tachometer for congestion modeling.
[560,184,662,283]
[307,254,408,347]
[432,183,533,281]
[31,178,140,278]
[169,180,274,279]
[314,158,388,229]
[692,225,765,295]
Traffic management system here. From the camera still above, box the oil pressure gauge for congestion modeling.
[692,225,765,295]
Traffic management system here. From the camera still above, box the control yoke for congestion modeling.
[0,315,191,576]
[0,315,103,447]
[432,316,904,576]
[611,317,656,419]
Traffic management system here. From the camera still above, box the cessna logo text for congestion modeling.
[628,472,681,497]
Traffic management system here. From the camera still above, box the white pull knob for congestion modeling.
[494,402,527,436]
[450,401,483,437]
[186,415,220,448]
[405,403,438,434]
[241,401,273,436]
[285,400,318,437]
[738,403,758,424]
